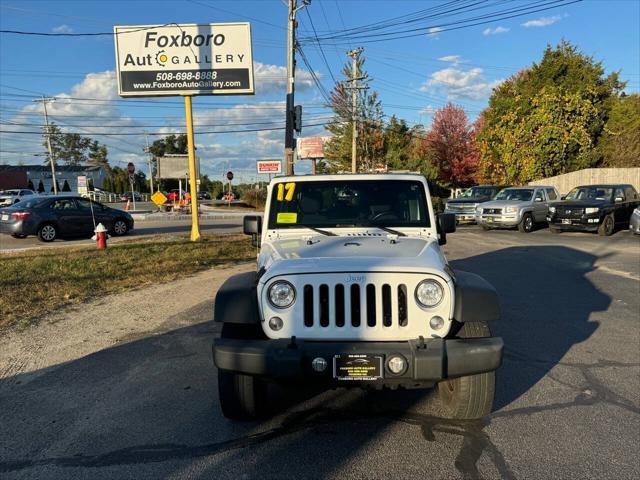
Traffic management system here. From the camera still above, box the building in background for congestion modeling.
[0,165,107,192]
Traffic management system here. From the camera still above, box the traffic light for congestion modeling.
[294,105,302,133]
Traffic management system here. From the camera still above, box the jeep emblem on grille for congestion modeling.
[346,274,365,283]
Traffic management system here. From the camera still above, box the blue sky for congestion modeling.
[1,0,638,183]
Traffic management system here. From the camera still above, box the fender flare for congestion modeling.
[452,270,500,322]
[214,271,261,324]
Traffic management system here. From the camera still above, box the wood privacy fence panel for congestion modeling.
[528,168,640,195]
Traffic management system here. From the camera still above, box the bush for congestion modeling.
[242,189,267,209]
[431,196,446,214]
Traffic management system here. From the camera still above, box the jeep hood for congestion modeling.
[260,235,449,277]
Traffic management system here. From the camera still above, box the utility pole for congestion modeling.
[144,133,154,193]
[284,0,310,176]
[33,96,58,194]
[347,48,364,173]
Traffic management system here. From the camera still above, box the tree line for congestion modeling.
[321,40,639,190]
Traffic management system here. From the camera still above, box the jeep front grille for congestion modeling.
[302,282,409,328]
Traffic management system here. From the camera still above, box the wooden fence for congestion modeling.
[528,168,640,195]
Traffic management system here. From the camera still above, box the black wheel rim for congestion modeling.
[525,217,532,230]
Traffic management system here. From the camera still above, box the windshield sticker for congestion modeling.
[277,212,298,224]
[276,182,296,201]
[280,240,301,249]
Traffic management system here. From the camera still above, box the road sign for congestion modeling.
[226,171,234,181]
[151,190,167,207]
[257,160,282,174]
[127,162,135,174]
[77,175,88,195]
[156,154,200,179]
[298,137,329,159]
[128,173,135,183]
[114,23,255,97]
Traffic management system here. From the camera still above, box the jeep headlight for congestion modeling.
[549,206,556,213]
[504,206,517,214]
[585,207,599,214]
[415,279,444,308]
[268,281,296,308]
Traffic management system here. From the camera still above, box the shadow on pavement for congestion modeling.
[0,246,610,479]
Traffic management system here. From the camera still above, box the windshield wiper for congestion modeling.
[298,224,337,236]
[354,223,407,237]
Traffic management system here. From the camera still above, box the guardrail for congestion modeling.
[83,192,151,203]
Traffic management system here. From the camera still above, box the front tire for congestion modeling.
[518,212,534,233]
[598,214,614,236]
[437,322,496,419]
[217,323,268,420]
[37,223,57,242]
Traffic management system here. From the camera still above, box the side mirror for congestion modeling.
[243,215,262,247]
[437,213,456,246]
[561,195,566,200]
[614,197,624,203]
[534,197,543,202]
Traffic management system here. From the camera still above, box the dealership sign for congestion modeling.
[256,160,282,174]
[114,23,254,96]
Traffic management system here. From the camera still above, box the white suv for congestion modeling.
[213,174,503,420]
[0,189,37,206]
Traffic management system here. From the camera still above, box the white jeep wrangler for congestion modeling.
[213,174,503,420]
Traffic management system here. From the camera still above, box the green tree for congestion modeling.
[322,54,385,172]
[477,41,625,184]
[87,141,109,167]
[148,134,188,157]
[597,93,640,167]
[383,116,411,169]
[44,123,92,166]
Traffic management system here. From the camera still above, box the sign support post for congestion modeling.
[184,95,201,242]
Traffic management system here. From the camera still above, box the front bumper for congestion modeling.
[476,213,520,228]
[547,214,600,231]
[444,209,477,223]
[213,336,503,386]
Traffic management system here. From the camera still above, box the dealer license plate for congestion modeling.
[562,219,571,224]
[333,354,383,381]
[1,214,8,221]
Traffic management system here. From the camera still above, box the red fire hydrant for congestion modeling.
[93,223,108,250]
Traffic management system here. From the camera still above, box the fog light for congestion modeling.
[430,315,445,330]
[387,355,406,375]
[268,316,283,331]
[312,357,327,372]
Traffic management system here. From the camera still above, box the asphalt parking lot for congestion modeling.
[0,226,638,479]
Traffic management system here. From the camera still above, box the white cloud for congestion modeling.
[483,26,510,35]
[521,15,561,28]
[254,61,316,95]
[427,27,442,38]
[420,67,503,101]
[438,55,462,64]
[52,24,73,34]
[418,105,436,116]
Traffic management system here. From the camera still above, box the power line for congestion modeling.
[304,8,337,85]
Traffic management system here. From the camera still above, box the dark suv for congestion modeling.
[547,184,639,236]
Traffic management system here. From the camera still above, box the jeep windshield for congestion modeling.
[495,189,533,201]
[267,179,430,229]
